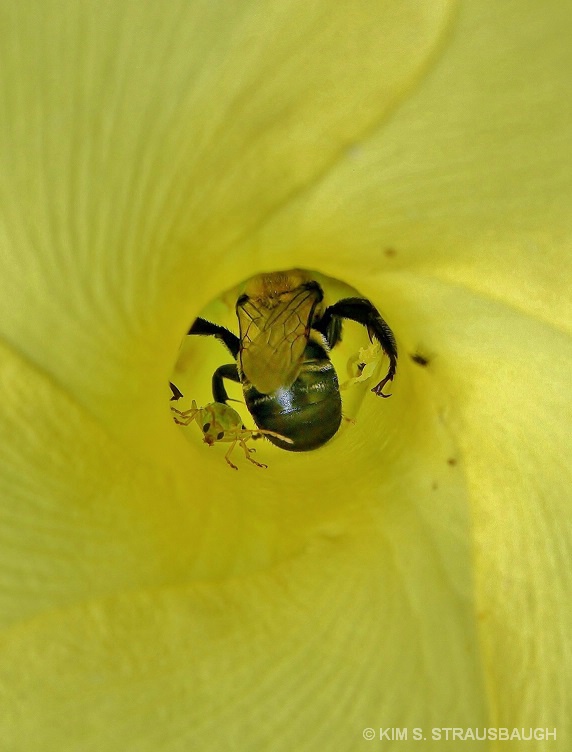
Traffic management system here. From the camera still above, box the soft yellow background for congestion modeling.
[0,0,570,750]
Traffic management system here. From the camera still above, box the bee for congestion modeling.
[180,269,397,452]
[171,399,292,469]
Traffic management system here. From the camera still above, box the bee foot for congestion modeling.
[371,377,393,398]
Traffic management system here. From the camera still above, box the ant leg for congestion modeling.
[171,401,199,425]
[171,409,196,425]
[239,436,267,468]
[224,439,240,470]
[172,412,192,425]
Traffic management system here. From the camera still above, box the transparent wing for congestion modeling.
[237,284,322,394]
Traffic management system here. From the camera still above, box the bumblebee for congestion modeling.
[183,270,397,452]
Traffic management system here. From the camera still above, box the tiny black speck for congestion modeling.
[411,353,430,366]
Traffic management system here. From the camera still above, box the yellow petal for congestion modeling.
[0,5,483,746]
[252,0,572,331]
[2,0,570,749]
[245,0,572,737]
[0,301,489,747]
[0,336,204,628]
[0,0,454,445]
[0,478,487,749]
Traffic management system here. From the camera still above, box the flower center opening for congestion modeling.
[170,267,396,465]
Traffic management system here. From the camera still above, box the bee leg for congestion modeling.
[188,317,241,359]
[323,314,344,349]
[315,298,398,397]
[212,363,241,403]
[254,429,294,445]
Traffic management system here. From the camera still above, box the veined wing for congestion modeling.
[236,283,322,394]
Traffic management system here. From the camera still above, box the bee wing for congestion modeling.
[237,285,321,394]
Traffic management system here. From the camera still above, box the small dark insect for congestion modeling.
[411,352,430,367]
[174,269,398,452]
[169,382,184,400]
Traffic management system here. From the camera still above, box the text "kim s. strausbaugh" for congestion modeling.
[362,727,556,742]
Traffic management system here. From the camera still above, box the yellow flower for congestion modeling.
[0,0,570,749]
